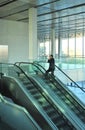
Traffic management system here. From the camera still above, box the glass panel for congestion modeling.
[39,40,51,60]
[39,42,45,59]
[55,38,58,58]
[69,37,75,57]
[61,38,68,57]
[44,40,50,56]
[76,33,82,57]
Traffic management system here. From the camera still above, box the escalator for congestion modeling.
[33,62,85,123]
[18,73,76,130]
[34,62,85,120]
[0,63,77,130]
[15,62,85,130]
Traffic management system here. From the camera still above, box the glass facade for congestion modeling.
[38,31,85,59]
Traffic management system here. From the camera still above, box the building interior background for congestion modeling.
[0,0,85,130]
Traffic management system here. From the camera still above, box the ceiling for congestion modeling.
[0,0,85,38]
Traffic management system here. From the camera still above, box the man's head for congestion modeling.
[50,54,53,57]
[49,54,53,59]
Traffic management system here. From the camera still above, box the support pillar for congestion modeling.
[51,28,56,58]
[28,8,37,61]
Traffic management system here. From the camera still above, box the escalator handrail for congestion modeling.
[15,61,45,75]
[14,63,43,87]
[33,61,46,72]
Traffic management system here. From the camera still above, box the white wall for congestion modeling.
[0,19,29,63]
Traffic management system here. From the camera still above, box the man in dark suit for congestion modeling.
[46,54,55,76]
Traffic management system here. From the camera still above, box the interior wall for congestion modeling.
[0,19,29,63]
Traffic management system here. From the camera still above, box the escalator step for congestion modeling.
[43,104,52,110]
[52,117,61,124]
[46,108,54,114]
[50,113,59,120]
[55,120,65,127]
[34,95,42,102]
[55,91,61,95]
[38,98,47,105]
[33,93,41,99]
[65,100,71,104]
[59,124,73,130]
[74,109,80,114]
[26,84,34,88]
[42,102,50,108]
[23,81,31,85]
[48,111,59,118]
[29,89,38,94]
[79,115,85,121]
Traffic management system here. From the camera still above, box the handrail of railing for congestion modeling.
[15,61,45,74]
[0,62,42,87]
[33,61,47,71]
[0,62,14,66]
[14,63,43,86]
[1,62,84,93]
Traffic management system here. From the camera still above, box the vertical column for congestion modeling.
[58,34,61,59]
[28,8,37,61]
[51,28,56,57]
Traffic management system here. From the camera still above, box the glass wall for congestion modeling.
[60,32,85,58]
[76,33,82,57]
[55,39,58,58]
[38,31,85,60]
[69,34,75,57]
[61,38,68,57]
[38,38,51,60]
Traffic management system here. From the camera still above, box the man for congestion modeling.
[45,54,55,76]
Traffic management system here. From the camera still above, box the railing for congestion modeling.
[0,62,85,93]
[15,62,45,75]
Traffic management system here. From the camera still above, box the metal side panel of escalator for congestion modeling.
[0,94,42,130]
